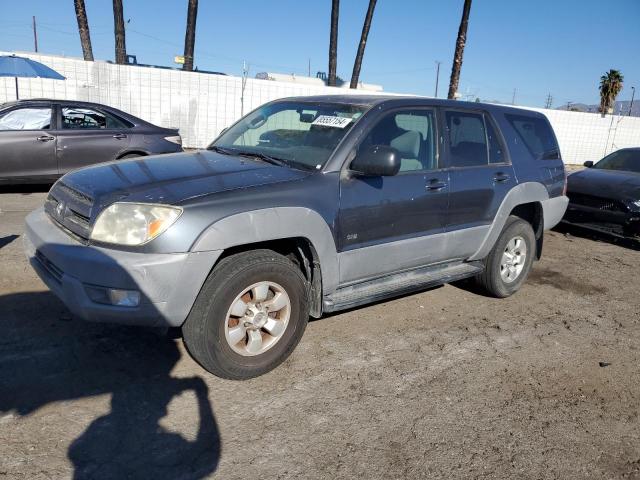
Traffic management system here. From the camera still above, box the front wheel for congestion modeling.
[475,216,536,298]
[182,249,309,380]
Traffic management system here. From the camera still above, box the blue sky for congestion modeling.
[1,0,638,107]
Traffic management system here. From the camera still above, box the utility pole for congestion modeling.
[629,86,635,116]
[544,93,553,109]
[308,58,311,77]
[511,88,516,105]
[32,16,38,52]
[434,61,441,98]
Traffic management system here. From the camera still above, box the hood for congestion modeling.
[568,168,640,201]
[59,150,309,209]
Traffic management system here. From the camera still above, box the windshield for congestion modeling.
[210,101,368,170]
[594,149,640,173]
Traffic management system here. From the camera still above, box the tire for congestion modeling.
[182,249,309,380]
[475,216,536,298]
[120,153,142,159]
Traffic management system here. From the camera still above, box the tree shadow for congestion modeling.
[0,234,19,249]
[0,289,221,479]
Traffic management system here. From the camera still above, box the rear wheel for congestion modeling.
[119,153,143,159]
[475,216,536,298]
[182,249,309,380]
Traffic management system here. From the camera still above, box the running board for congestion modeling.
[323,261,484,313]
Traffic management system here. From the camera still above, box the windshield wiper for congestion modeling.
[233,151,289,167]
[207,145,238,155]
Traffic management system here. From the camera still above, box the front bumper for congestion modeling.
[24,208,221,327]
[563,202,640,236]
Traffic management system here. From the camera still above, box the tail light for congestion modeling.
[164,135,182,145]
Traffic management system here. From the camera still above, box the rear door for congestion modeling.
[54,104,132,174]
[0,105,57,180]
[443,109,516,257]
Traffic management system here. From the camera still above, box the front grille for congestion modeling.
[35,250,63,284]
[568,193,628,213]
[45,182,95,240]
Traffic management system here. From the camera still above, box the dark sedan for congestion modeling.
[0,99,183,184]
[564,148,640,238]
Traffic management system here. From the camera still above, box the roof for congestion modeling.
[275,94,545,116]
[5,98,117,109]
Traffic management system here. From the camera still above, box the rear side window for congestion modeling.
[485,118,506,164]
[505,114,559,160]
[62,107,132,129]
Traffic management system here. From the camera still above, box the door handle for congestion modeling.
[493,172,510,183]
[37,135,55,142]
[426,179,447,191]
[113,133,127,140]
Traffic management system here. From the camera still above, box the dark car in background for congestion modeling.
[0,99,183,184]
[564,148,640,238]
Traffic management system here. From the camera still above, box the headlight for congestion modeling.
[164,135,182,145]
[90,203,182,246]
[632,200,640,209]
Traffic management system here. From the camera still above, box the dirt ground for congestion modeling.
[1,188,639,480]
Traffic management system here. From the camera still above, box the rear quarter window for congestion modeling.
[505,114,559,160]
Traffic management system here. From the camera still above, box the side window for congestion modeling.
[445,110,488,167]
[485,116,506,164]
[0,107,52,130]
[62,107,130,129]
[505,114,559,160]
[358,109,438,172]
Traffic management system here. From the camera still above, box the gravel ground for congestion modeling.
[0,188,639,480]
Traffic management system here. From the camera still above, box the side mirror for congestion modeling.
[583,160,594,168]
[351,145,401,177]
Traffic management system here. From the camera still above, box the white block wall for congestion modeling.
[2,52,640,164]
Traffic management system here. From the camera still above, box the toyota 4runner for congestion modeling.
[24,95,568,379]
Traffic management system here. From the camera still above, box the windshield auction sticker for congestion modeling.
[311,115,352,128]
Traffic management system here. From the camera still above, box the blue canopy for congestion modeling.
[0,55,65,99]
[0,55,65,80]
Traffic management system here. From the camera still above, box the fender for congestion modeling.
[468,182,549,261]
[190,207,340,294]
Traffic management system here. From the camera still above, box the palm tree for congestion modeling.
[599,69,624,114]
[112,0,127,65]
[74,0,94,61]
[328,0,339,86]
[350,0,377,89]
[183,0,199,71]
[447,0,473,100]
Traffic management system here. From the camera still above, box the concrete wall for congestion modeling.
[2,52,640,164]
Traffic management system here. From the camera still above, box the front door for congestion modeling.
[0,105,57,181]
[337,108,450,285]
[54,105,132,174]
[443,109,517,258]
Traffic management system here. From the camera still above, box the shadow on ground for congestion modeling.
[0,290,221,480]
[0,234,19,249]
[0,183,52,195]
[553,222,640,251]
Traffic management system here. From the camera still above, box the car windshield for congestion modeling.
[209,101,368,170]
[594,149,640,173]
